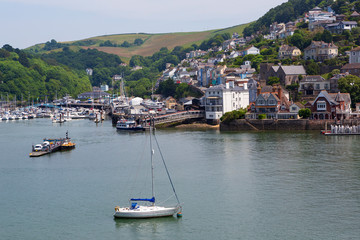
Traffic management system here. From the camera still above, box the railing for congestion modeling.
[145,110,205,125]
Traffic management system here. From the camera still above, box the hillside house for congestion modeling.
[299,75,330,96]
[349,46,360,64]
[325,21,358,34]
[276,65,307,86]
[304,41,338,61]
[341,63,360,77]
[278,45,301,59]
[241,46,260,56]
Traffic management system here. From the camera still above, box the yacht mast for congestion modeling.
[150,119,155,205]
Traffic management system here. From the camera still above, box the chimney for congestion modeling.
[278,85,283,101]
[244,82,248,90]
[257,86,261,96]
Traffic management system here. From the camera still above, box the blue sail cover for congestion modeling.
[130,197,155,203]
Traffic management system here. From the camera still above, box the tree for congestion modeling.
[120,41,131,48]
[338,75,360,107]
[298,108,311,118]
[321,30,333,43]
[157,78,176,97]
[268,76,280,86]
[134,38,144,46]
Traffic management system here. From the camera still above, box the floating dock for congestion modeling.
[29,132,76,157]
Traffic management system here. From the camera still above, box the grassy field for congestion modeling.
[27,23,251,60]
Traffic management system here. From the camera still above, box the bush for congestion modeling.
[258,114,266,119]
[220,109,247,123]
[298,108,311,118]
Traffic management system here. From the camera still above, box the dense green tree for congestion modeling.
[268,76,280,85]
[298,108,311,118]
[134,38,144,46]
[321,30,333,43]
[157,78,176,97]
[338,75,360,107]
[120,41,131,48]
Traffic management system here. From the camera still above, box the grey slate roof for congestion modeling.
[280,65,306,75]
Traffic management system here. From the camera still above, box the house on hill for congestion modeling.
[349,46,360,64]
[304,41,338,61]
[341,63,360,77]
[299,75,330,96]
[241,46,260,56]
[325,21,358,34]
[278,45,301,59]
[276,65,307,86]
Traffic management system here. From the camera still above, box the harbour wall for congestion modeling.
[220,119,360,131]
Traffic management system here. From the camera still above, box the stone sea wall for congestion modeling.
[220,119,360,131]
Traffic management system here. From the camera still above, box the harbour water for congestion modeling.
[1,119,360,239]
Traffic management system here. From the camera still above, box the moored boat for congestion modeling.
[116,119,145,131]
[114,122,181,219]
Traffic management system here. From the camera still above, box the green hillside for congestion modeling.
[27,23,250,60]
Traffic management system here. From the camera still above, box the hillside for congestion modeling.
[27,24,250,59]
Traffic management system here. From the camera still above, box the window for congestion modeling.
[316,84,320,90]
[292,107,297,111]
[324,83,329,89]
[317,101,326,110]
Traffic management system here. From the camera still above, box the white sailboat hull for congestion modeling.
[114,205,179,219]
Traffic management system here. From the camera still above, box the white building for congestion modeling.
[204,80,249,124]
[130,97,143,106]
[100,84,109,92]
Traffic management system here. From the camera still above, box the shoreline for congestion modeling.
[175,122,219,130]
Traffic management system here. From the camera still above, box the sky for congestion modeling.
[0,0,288,49]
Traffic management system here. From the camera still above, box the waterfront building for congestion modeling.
[249,85,295,119]
[306,90,351,120]
[204,80,249,124]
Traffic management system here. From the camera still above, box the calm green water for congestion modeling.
[0,118,360,240]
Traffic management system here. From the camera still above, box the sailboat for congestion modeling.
[114,123,182,219]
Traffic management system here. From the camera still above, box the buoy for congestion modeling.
[177,212,182,218]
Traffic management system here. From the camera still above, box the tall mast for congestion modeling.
[150,119,155,205]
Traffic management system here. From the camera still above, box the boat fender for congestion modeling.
[177,212,182,218]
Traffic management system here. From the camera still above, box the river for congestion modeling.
[0,118,359,240]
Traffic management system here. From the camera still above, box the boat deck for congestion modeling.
[29,151,50,157]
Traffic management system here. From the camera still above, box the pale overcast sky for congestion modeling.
[1,0,288,49]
